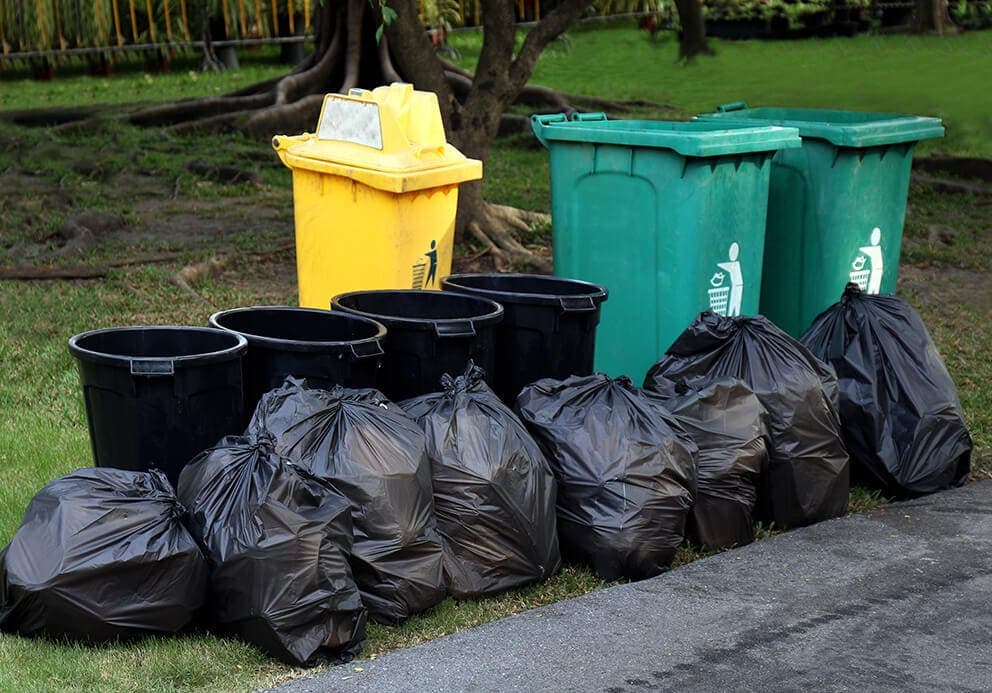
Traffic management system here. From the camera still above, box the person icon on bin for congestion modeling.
[717,242,744,317]
[859,227,884,294]
[425,240,439,287]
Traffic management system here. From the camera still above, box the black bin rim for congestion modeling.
[68,325,247,371]
[209,305,387,353]
[331,289,504,331]
[441,273,608,307]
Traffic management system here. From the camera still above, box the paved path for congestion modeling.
[277,480,992,692]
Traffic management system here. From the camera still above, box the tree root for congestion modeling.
[240,94,325,138]
[912,173,992,196]
[173,256,228,306]
[0,252,184,280]
[466,202,552,273]
[913,156,992,183]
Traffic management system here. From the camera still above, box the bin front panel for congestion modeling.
[78,360,243,486]
[292,169,457,308]
[760,139,916,336]
[550,142,772,379]
[554,145,659,379]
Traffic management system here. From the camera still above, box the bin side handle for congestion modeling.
[130,359,175,376]
[434,321,477,338]
[559,296,597,313]
[715,101,748,113]
[531,113,568,149]
[569,112,608,122]
[350,340,385,360]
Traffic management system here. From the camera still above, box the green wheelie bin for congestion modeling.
[697,103,944,337]
[531,113,801,380]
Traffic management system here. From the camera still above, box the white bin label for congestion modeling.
[708,242,744,317]
[317,97,383,149]
[849,227,884,294]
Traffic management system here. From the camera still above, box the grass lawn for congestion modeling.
[1,25,990,691]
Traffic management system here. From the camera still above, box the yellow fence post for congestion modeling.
[129,0,139,42]
[221,0,231,37]
[145,0,156,41]
[163,0,173,40]
[180,0,190,40]
[96,0,108,45]
[111,0,123,45]
[237,0,247,38]
[253,0,264,35]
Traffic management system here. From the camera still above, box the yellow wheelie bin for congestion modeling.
[273,83,483,308]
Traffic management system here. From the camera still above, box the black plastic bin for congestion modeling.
[441,274,608,403]
[209,306,386,421]
[331,290,503,401]
[68,326,247,486]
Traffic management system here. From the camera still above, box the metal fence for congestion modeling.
[0,0,315,62]
[1,0,977,67]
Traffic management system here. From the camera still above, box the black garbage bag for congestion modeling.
[801,284,972,497]
[248,378,445,624]
[645,312,849,529]
[178,435,366,666]
[650,378,768,550]
[516,374,696,582]
[401,364,560,598]
[0,468,208,642]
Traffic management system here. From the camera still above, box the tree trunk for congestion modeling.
[913,0,955,34]
[386,0,593,243]
[674,0,711,61]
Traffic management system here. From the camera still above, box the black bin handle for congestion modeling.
[559,296,597,313]
[350,340,385,359]
[130,359,175,376]
[434,321,477,338]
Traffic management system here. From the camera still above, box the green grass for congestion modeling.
[451,25,992,157]
[1,25,990,691]
[0,47,292,111]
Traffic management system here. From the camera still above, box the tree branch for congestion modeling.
[275,7,344,104]
[379,35,403,84]
[129,94,273,127]
[510,0,593,91]
[383,0,457,130]
[340,0,366,94]
[240,93,325,137]
[469,0,517,103]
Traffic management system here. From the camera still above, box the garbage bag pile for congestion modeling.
[178,435,366,666]
[801,284,972,497]
[247,378,445,624]
[2,295,974,663]
[402,364,560,598]
[0,468,208,642]
[651,378,768,550]
[517,374,697,581]
[645,312,850,529]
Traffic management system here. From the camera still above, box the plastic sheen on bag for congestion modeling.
[0,468,208,642]
[645,312,849,529]
[247,378,445,624]
[178,435,367,666]
[401,364,561,598]
[801,284,971,497]
[517,374,697,582]
[650,378,768,550]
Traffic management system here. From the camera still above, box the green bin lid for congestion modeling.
[531,113,801,158]
[700,103,944,148]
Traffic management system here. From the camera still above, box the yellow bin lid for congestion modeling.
[273,83,483,194]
